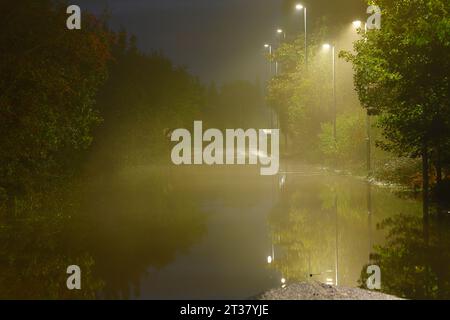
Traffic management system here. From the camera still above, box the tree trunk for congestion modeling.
[435,148,443,186]
[422,144,430,217]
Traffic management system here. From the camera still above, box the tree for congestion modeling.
[0,1,111,204]
[341,0,450,210]
[91,33,204,168]
[266,26,335,158]
[359,213,450,299]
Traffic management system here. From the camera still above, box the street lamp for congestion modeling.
[264,43,273,75]
[295,3,307,67]
[323,43,337,140]
[352,20,362,29]
[275,29,285,75]
[352,20,368,33]
[264,43,279,76]
[276,28,286,40]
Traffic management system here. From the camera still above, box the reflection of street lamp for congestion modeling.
[267,242,275,264]
[309,270,335,285]
[322,43,337,140]
[295,3,307,66]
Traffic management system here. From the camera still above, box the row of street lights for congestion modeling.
[321,20,369,151]
[263,9,373,288]
[264,3,307,75]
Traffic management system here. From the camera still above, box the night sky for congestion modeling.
[78,0,366,84]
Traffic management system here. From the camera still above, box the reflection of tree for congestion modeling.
[359,213,450,299]
[267,176,423,287]
[0,168,207,299]
[78,168,207,299]
[0,186,103,299]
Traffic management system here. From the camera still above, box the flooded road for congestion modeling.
[1,162,449,299]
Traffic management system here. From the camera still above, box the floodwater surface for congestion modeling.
[1,162,449,299]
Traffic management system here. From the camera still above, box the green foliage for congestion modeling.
[266,26,336,158]
[0,1,207,204]
[341,0,450,168]
[92,37,204,167]
[0,167,207,299]
[319,110,367,168]
[268,175,421,286]
[373,157,422,187]
[359,213,450,299]
[0,182,103,299]
[0,1,110,198]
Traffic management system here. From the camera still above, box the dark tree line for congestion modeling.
[203,80,267,130]
[0,1,208,211]
[90,30,204,169]
[0,1,209,298]
[0,1,110,208]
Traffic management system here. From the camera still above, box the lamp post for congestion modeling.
[276,29,286,75]
[323,43,337,140]
[295,4,307,67]
[352,20,371,175]
[264,43,273,123]
[264,44,273,77]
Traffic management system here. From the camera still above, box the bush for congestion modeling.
[319,111,366,169]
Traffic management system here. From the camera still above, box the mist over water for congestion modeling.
[3,158,447,299]
[1,0,449,301]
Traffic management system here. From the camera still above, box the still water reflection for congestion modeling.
[0,163,449,299]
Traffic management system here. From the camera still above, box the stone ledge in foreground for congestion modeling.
[258,281,402,300]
